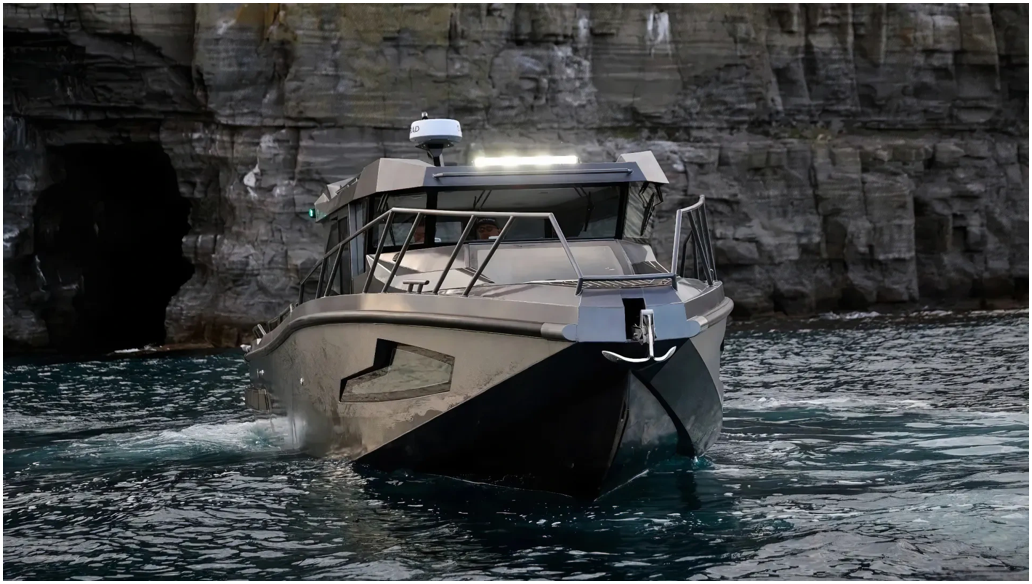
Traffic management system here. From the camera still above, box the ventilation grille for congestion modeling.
[543,278,671,289]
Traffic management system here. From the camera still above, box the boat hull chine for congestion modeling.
[360,341,632,498]
[246,306,728,499]
[359,325,726,498]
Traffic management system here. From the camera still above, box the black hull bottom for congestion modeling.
[360,338,722,499]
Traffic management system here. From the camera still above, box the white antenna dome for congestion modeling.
[409,116,462,148]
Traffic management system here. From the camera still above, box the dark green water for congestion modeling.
[3,310,1028,579]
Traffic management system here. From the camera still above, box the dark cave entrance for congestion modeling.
[34,143,193,353]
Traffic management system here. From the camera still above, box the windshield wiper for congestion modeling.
[639,184,662,236]
[473,189,493,210]
[583,192,594,231]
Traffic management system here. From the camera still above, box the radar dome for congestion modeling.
[409,116,461,148]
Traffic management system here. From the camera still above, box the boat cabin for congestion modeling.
[304,151,678,300]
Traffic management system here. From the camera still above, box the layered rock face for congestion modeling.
[3,3,1028,351]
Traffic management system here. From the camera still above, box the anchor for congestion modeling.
[601,309,676,364]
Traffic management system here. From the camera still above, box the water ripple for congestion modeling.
[3,311,1028,579]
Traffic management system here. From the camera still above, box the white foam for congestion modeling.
[814,311,882,321]
[112,345,157,354]
[740,396,935,411]
[151,418,295,450]
[63,417,298,461]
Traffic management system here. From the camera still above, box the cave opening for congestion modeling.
[33,143,193,353]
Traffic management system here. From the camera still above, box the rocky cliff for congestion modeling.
[4,3,1028,352]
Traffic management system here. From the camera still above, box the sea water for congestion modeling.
[3,310,1028,579]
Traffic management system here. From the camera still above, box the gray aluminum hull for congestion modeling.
[245,283,730,498]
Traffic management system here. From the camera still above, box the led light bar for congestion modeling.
[473,155,579,168]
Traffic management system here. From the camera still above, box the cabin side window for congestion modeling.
[623,182,662,243]
[320,212,351,295]
[369,192,428,249]
[325,215,341,251]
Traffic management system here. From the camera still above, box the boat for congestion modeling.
[243,116,733,499]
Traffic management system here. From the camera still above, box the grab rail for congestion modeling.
[261,197,717,338]
[670,196,716,285]
[297,207,590,302]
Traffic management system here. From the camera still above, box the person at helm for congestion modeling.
[412,219,425,244]
[474,217,501,240]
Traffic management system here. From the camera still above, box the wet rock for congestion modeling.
[2,3,1028,350]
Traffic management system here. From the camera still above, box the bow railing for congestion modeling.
[670,196,717,286]
[295,207,609,303]
[255,197,716,339]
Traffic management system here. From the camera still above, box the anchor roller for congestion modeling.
[601,309,676,364]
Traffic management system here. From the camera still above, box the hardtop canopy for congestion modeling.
[313,151,669,221]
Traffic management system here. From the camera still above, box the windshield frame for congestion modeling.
[365,183,631,253]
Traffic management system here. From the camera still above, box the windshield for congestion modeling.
[437,185,621,242]
[369,184,624,251]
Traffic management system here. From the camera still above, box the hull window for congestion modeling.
[340,340,454,402]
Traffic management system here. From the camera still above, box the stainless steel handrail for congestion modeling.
[287,197,716,326]
[297,208,392,304]
[669,196,716,286]
[382,207,587,296]
[295,207,588,302]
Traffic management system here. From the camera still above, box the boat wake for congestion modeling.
[4,417,299,473]
[121,417,298,454]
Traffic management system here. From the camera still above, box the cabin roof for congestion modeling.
[314,151,669,220]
